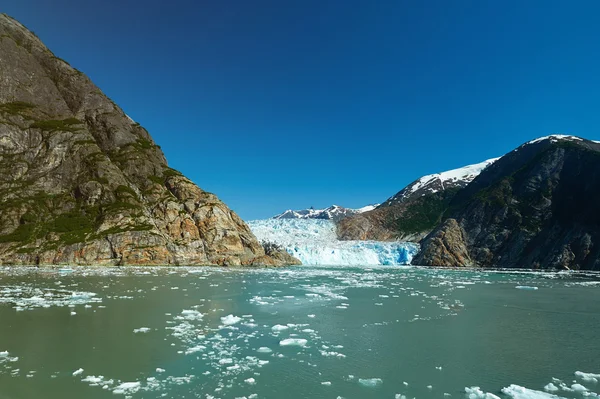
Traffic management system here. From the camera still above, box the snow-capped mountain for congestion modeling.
[382,158,499,206]
[248,219,418,266]
[273,204,379,222]
[522,134,600,146]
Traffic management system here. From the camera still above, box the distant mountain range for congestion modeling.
[273,204,379,222]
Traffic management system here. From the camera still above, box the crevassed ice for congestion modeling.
[248,219,418,266]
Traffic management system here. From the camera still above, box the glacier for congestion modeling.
[248,219,419,266]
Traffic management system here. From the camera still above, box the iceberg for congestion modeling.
[248,219,419,266]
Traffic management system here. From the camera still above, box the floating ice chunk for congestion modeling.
[307,314,316,318]
[358,378,383,387]
[220,314,241,326]
[133,327,151,333]
[321,381,332,386]
[272,324,289,332]
[465,386,501,399]
[320,350,346,358]
[180,310,204,320]
[575,371,600,383]
[515,286,538,290]
[544,383,559,392]
[501,384,561,398]
[571,383,588,392]
[245,378,256,385]
[185,345,206,355]
[156,368,165,373]
[256,347,272,353]
[226,364,240,371]
[70,311,77,316]
[81,375,104,385]
[72,368,84,376]
[395,395,407,399]
[279,338,308,347]
[219,358,233,365]
[112,381,141,395]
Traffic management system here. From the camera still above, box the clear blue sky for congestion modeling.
[5,1,600,220]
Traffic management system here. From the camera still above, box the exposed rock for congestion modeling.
[416,135,600,270]
[0,14,297,266]
[410,219,472,266]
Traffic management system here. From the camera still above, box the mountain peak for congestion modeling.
[273,204,379,222]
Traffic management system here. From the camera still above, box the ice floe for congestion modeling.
[358,378,383,387]
[279,338,308,347]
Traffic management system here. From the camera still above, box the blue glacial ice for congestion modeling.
[247,219,419,266]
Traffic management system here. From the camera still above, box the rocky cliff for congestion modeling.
[0,14,299,266]
[337,159,497,242]
[413,135,600,270]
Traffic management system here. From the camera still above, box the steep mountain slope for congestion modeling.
[337,159,497,242]
[273,204,378,222]
[0,14,298,266]
[413,135,600,270]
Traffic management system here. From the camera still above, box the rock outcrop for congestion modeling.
[0,14,299,266]
[411,219,472,266]
[413,135,600,270]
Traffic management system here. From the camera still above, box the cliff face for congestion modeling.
[0,14,299,266]
[413,136,600,270]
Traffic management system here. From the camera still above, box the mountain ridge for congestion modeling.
[273,204,379,222]
[337,158,498,242]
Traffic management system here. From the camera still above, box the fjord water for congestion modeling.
[0,266,599,399]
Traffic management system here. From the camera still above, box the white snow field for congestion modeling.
[248,218,418,266]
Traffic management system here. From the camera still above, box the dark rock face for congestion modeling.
[413,136,600,270]
[0,14,299,266]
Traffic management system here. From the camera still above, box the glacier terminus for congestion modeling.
[248,219,418,266]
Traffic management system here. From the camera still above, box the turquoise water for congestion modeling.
[0,266,599,399]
